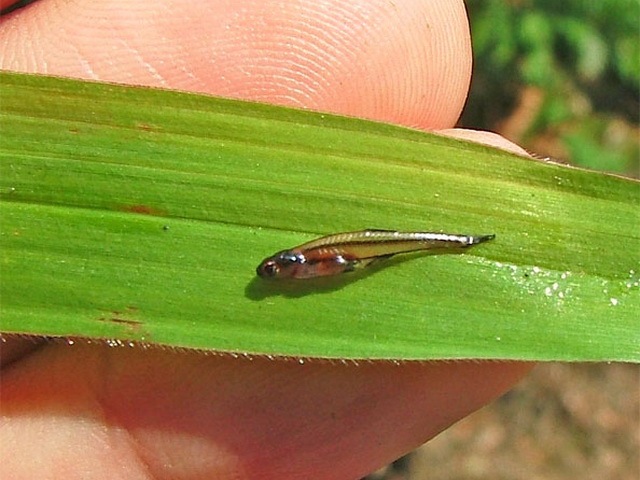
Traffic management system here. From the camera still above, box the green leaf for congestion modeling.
[1,72,638,361]
[558,17,609,81]
[615,35,640,85]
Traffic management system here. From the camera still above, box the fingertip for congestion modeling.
[0,0,472,129]
[285,0,473,130]
[439,128,533,157]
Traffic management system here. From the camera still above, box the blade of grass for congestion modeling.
[1,72,638,361]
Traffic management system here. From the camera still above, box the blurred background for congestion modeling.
[368,1,639,479]
[461,0,638,176]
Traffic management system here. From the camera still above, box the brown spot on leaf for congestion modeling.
[137,123,157,132]
[98,315,142,326]
[97,308,145,335]
[98,312,143,334]
[120,204,165,216]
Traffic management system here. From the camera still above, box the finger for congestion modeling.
[0,0,471,129]
[1,343,532,479]
[440,128,532,156]
[0,336,44,367]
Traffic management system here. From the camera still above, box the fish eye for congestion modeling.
[259,260,280,278]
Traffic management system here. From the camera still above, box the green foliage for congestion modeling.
[464,0,639,175]
[470,0,639,87]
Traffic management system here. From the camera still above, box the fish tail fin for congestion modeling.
[471,234,495,245]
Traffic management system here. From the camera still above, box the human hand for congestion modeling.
[0,1,533,478]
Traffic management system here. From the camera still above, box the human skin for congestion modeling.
[0,1,533,479]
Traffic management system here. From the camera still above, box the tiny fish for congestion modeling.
[256,229,495,280]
